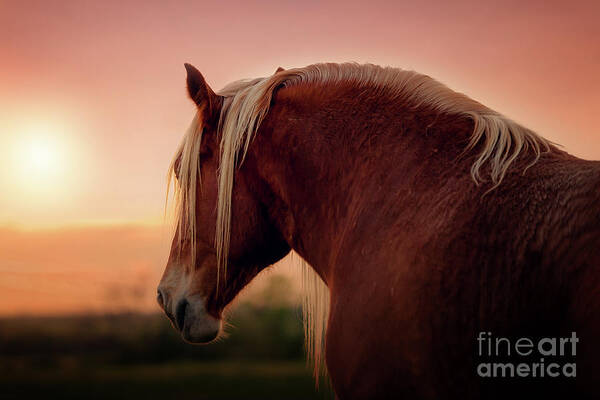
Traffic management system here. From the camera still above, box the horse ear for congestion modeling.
[184,63,220,121]
[275,66,285,73]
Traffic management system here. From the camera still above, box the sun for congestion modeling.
[10,121,72,197]
[22,136,63,175]
[0,110,89,227]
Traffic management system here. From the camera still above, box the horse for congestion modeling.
[157,62,599,399]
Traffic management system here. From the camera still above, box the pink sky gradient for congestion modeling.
[1,0,599,227]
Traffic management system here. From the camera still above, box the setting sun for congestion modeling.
[0,112,88,227]
[19,134,64,178]
[11,122,70,194]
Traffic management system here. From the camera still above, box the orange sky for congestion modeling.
[0,225,301,316]
[0,0,599,314]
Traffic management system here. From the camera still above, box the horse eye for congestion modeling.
[200,145,213,159]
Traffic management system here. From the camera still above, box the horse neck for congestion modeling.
[247,84,475,283]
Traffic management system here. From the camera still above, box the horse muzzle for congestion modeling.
[157,288,220,343]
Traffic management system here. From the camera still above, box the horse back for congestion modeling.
[325,153,600,399]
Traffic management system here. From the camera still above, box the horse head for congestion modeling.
[157,64,290,343]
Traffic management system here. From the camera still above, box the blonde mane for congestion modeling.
[168,62,551,379]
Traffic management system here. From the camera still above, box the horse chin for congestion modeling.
[180,309,222,344]
[181,327,219,344]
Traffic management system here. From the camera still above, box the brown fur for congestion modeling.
[160,65,599,399]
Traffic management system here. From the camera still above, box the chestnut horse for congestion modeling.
[157,62,599,399]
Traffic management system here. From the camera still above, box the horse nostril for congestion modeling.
[175,298,189,331]
[157,289,166,309]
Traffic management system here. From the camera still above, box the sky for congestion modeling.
[0,224,301,315]
[0,0,599,314]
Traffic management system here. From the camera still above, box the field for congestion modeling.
[0,304,332,399]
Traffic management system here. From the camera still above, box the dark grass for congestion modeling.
[2,361,326,400]
[0,305,333,399]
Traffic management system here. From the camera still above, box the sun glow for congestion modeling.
[3,117,79,209]
[19,134,64,178]
[0,106,95,228]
